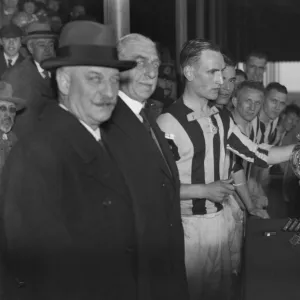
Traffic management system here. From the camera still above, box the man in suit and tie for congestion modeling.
[2,21,57,138]
[0,20,139,300]
[102,34,189,300]
[0,24,24,77]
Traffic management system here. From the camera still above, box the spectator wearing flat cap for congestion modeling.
[0,24,24,77]
[2,21,57,138]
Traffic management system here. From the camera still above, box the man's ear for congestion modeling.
[232,96,238,108]
[183,65,194,82]
[27,40,34,55]
[56,68,70,96]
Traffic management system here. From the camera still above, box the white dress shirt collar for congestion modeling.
[118,90,145,122]
[59,103,101,141]
[4,52,19,66]
[34,60,51,79]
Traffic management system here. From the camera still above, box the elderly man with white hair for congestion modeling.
[102,33,189,300]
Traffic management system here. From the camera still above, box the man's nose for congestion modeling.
[145,63,158,79]
[216,72,223,85]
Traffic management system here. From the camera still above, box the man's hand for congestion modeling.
[249,208,270,219]
[205,179,235,203]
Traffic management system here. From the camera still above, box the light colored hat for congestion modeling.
[0,81,26,111]
[22,21,57,43]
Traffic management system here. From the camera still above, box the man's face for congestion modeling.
[3,0,18,9]
[189,49,224,101]
[0,100,16,133]
[157,77,173,97]
[244,56,267,82]
[48,0,60,12]
[23,1,35,14]
[2,37,21,57]
[235,74,246,87]
[120,40,160,103]
[28,38,55,63]
[72,5,85,18]
[234,88,264,122]
[281,112,299,132]
[263,89,287,120]
[66,66,120,127]
[216,65,236,105]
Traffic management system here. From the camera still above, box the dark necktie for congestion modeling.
[7,59,12,67]
[139,108,152,136]
[139,108,172,176]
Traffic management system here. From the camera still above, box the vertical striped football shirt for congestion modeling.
[157,98,269,215]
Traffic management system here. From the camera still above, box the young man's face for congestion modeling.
[281,112,300,132]
[2,37,21,57]
[216,65,236,106]
[263,89,287,120]
[188,49,224,101]
[233,87,264,122]
[244,56,267,82]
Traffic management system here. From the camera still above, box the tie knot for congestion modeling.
[7,59,12,67]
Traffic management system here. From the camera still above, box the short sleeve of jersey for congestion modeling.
[157,112,194,185]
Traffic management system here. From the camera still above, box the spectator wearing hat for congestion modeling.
[0,80,25,176]
[0,20,152,300]
[2,21,57,138]
[0,24,24,77]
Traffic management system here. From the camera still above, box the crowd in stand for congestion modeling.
[0,1,298,300]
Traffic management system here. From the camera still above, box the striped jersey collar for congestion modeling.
[176,97,219,121]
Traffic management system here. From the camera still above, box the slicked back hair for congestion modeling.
[265,82,288,96]
[234,80,265,99]
[245,51,268,64]
[180,38,220,70]
[117,33,156,60]
[223,54,235,68]
[236,69,247,80]
[283,104,300,117]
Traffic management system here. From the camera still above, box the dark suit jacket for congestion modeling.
[2,58,56,139]
[0,51,24,78]
[102,97,189,300]
[0,103,137,300]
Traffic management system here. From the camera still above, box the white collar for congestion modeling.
[59,103,101,141]
[118,90,144,120]
[4,52,19,66]
[34,60,50,78]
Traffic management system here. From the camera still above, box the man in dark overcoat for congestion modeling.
[102,33,189,300]
[2,21,57,138]
[0,24,25,78]
[0,20,139,300]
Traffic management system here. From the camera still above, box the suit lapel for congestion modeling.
[41,103,130,202]
[111,98,173,181]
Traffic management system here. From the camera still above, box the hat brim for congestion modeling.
[22,33,57,43]
[0,97,26,111]
[41,57,137,71]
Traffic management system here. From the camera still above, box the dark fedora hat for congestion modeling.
[41,21,136,71]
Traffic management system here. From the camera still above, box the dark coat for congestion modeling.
[0,51,24,78]
[2,58,56,139]
[102,97,189,300]
[0,103,138,300]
